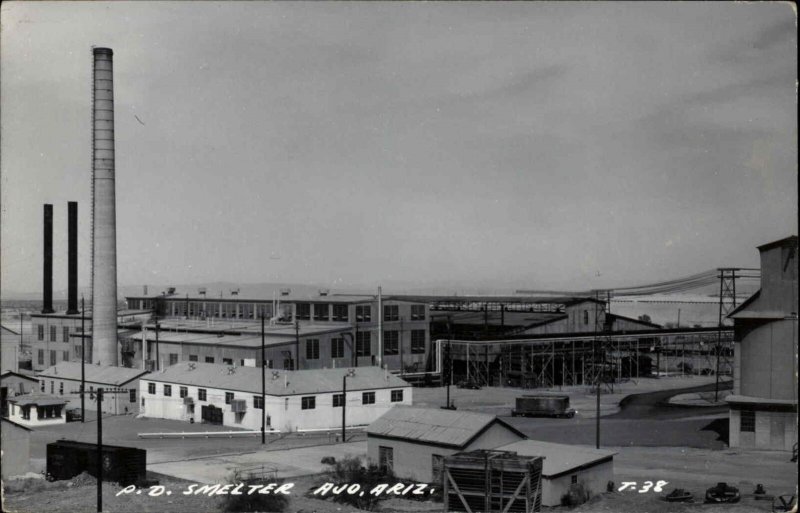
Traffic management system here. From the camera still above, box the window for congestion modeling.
[313,303,329,321]
[189,355,198,362]
[383,331,399,355]
[205,356,215,364]
[379,446,394,472]
[38,350,44,366]
[179,386,188,398]
[306,339,320,360]
[432,455,444,483]
[223,358,233,365]
[362,391,375,404]
[169,353,179,366]
[411,331,426,354]
[37,325,44,341]
[583,310,589,325]
[63,326,70,342]
[225,392,234,404]
[50,326,57,342]
[148,382,156,395]
[283,358,294,370]
[198,388,207,401]
[163,385,172,397]
[254,396,264,409]
[63,351,69,361]
[50,350,56,366]
[331,338,345,359]
[411,305,425,320]
[301,396,316,410]
[741,409,755,432]
[40,381,45,392]
[75,345,83,360]
[391,390,403,402]
[383,305,399,322]
[356,332,371,357]
[296,303,311,320]
[141,397,145,407]
[333,393,344,407]
[571,475,578,485]
[59,382,64,395]
[50,381,54,394]
[355,305,371,323]
[332,304,348,322]
[129,389,137,403]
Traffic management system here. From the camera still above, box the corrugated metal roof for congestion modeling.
[145,362,409,396]
[37,362,148,386]
[495,440,616,477]
[366,406,509,448]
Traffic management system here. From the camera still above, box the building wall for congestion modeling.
[7,402,66,427]
[35,376,140,415]
[1,421,30,479]
[542,461,614,507]
[140,379,412,432]
[738,320,796,401]
[366,424,526,483]
[729,408,797,451]
[1,375,38,396]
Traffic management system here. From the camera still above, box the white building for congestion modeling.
[140,363,412,432]
[6,393,67,427]
[36,362,148,415]
[495,440,616,507]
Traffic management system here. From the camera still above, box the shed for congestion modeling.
[365,406,527,483]
[1,418,32,478]
[495,440,616,506]
[7,393,67,427]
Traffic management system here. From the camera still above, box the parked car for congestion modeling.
[66,408,82,422]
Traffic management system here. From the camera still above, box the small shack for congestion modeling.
[443,450,544,513]
[495,440,615,506]
[7,393,67,427]
[366,406,527,483]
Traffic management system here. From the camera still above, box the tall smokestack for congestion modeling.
[91,47,118,366]
[66,201,79,314]
[42,204,54,314]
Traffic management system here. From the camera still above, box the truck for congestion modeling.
[511,395,576,418]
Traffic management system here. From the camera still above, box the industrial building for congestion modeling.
[365,406,527,483]
[495,440,615,507]
[29,309,151,372]
[36,361,147,415]
[124,290,432,375]
[727,236,798,451]
[140,362,411,432]
[6,393,67,428]
[1,418,32,479]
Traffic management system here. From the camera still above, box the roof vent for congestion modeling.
[198,287,207,296]
[188,363,196,371]
[167,287,176,295]
[230,288,240,296]
[318,289,329,297]
[272,370,280,380]
[227,366,236,375]
[280,288,291,296]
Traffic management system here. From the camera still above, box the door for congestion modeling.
[378,446,393,473]
[201,405,223,425]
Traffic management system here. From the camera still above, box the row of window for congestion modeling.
[39,379,137,402]
[304,331,426,360]
[37,349,70,366]
[146,382,404,409]
[36,325,73,343]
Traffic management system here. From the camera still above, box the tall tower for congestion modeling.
[91,47,118,366]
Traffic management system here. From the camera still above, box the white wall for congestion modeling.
[7,402,66,427]
[140,380,412,432]
[543,460,614,507]
[36,377,140,415]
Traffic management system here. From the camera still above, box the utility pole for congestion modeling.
[97,388,103,512]
[294,321,300,371]
[81,296,86,423]
[261,313,266,445]
[342,374,347,443]
[594,292,601,450]
[155,321,160,371]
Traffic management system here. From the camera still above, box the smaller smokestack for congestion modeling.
[42,204,54,314]
[66,202,79,314]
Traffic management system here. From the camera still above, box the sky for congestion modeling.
[1,1,797,296]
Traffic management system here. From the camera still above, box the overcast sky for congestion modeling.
[1,1,796,296]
